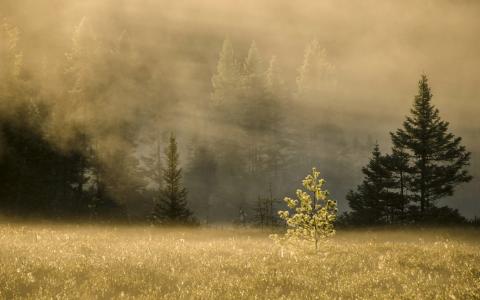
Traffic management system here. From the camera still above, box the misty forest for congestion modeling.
[0,1,479,299]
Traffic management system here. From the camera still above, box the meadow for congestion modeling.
[0,223,479,299]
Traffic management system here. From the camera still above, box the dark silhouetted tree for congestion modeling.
[152,134,192,223]
[390,75,472,219]
[383,147,411,221]
[346,144,396,224]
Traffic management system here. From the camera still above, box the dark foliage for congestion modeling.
[346,75,472,226]
[152,134,193,224]
[0,105,124,219]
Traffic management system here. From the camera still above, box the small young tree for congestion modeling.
[276,167,337,250]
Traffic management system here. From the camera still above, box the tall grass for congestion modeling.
[0,224,479,299]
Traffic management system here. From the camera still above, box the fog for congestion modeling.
[1,0,479,219]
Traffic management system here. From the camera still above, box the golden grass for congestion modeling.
[0,224,479,299]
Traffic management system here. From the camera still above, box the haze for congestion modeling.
[1,0,478,218]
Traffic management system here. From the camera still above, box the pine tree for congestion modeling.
[211,38,239,105]
[275,167,337,250]
[295,39,335,99]
[265,56,282,96]
[63,17,97,125]
[390,75,472,218]
[240,40,269,133]
[153,133,192,223]
[243,41,263,88]
[383,147,411,221]
[346,144,396,224]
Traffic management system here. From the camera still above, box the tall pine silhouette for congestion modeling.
[153,134,192,223]
[390,74,472,218]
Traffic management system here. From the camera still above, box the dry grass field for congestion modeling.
[0,223,479,299]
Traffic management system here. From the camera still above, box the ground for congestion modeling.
[0,223,479,299]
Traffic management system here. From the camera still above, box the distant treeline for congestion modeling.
[0,18,474,225]
[0,17,352,222]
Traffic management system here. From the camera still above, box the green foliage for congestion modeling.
[274,167,337,249]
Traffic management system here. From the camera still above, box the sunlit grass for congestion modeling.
[0,224,479,299]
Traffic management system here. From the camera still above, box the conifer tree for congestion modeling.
[346,144,396,224]
[275,167,337,250]
[153,133,192,223]
[296,39,335,98]
[240,40,269,132]
[243,41,263,87]
[384,147,411,221]
[390,75,472,218]
[211,38,239,105]
[265,56,284,96]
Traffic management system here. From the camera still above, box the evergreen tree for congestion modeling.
[242,41,263,88]
[153,134,192,223]
[211,38,239,106]
[383,147,411,221]
[390,75,472,218]
[346,144,396,224]
[276,167,337,250]
[295,39,335,99]
[265,56,283,96]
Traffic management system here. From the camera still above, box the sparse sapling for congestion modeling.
[273,167,337,250]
